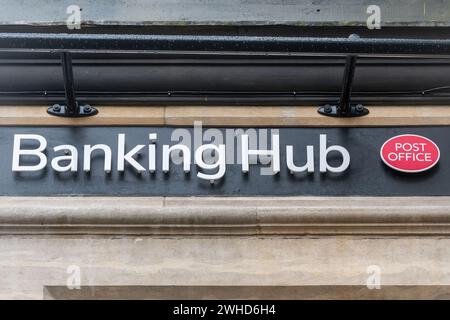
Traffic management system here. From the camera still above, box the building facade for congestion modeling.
[1,1,450,300]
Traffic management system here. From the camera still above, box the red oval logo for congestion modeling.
[380,134,440,173]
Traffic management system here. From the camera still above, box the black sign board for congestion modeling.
[1,126,448,196]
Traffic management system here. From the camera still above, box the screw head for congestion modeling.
[355,104,364,112]
[324,105,332,113]
[84,105,92,113]
[52,104,61,112]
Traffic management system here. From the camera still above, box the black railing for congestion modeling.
[0,32,449,117]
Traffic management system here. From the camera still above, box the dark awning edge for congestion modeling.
[1,32,450,106]
[1,32,450,57]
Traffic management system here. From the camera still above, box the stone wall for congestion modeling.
[1,0,449,27]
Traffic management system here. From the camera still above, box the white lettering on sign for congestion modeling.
[195,144,226,183]
[12,134,47,172]
[117,133,145,173]
[83,143,112,173]
[11,133,351,179]
[51,145,78,172]
[319,134,350,173]
[386,142,432,162]
[241,134,280,174]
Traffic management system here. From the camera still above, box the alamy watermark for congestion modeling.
[366,5,381,30]
[366,265,382,289]
[66,264,81,290]
[66,5,82,30]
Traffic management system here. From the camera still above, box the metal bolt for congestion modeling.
[84,105,92,113]
[356,104,364,112]
[324,105,332,113]
[52,104,61,112]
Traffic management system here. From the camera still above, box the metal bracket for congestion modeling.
[318,103,369,117]
[318,35,369,118]
[47,52,97,118]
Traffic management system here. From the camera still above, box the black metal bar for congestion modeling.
[2,93,450,106]
[47,51,98,118]
[60,52,78,115]
[339,55,357,115]
[0,33,449,57]
[317,35,369,117]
